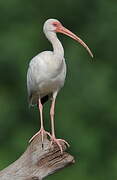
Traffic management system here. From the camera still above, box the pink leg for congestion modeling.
[50,93,70,153]
[29,98,51,145]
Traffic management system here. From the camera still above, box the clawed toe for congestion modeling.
[58,139,70,147]
[29,128,51,145]
[29,129,70,153]
[51,137,70,154]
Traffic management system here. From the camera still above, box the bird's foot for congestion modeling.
[29,128,51,147]
[51,136,70,154]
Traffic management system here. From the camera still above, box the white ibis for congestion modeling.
[27,18,93,153]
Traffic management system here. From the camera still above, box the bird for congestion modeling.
[27,18,93,153]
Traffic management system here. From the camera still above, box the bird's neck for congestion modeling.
[45,31,64,58]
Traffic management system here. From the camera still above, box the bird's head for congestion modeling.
[43,18,93,58]
[43,19,61,32]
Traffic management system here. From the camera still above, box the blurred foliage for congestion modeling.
[0,0,117,179]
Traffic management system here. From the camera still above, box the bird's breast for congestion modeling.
[38,61,66,94]
[27,52,66,105]
[28,53,66,95]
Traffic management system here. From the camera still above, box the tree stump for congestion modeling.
[0,134,75,180]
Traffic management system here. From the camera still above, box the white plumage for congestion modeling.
[27,18,93,153]
[27,51,66,106]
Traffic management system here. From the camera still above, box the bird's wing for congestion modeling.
[27,52,66,106]
[27,54,42,105]
[27,51,54,106]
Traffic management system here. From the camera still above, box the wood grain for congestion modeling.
[0,135,75,180]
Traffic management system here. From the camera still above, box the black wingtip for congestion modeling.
[41,95,50,105]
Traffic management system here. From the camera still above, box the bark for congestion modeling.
[0,134,75,180]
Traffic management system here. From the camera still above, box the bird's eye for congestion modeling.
[53,22,58,27]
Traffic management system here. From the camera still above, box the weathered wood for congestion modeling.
[0,135,75,180]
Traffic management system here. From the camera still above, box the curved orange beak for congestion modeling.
[56,25,93,58]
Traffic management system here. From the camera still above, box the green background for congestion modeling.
[0,0,117,180]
